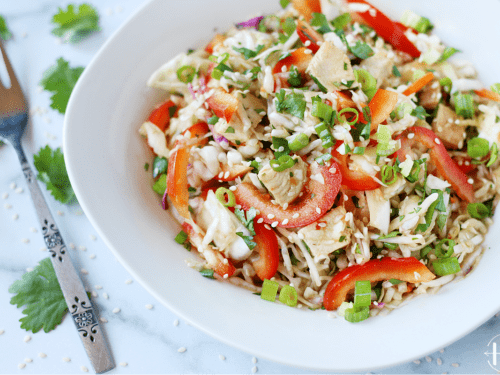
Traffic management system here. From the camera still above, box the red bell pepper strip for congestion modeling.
[454,156,476,175]
[182,223,236,278]
[251,221,280,280]
[291,0,321,21]
[272,47,313,75]
[166,122,210,219]
[148,100,177,132]
[368,89,399,132]
[233,162,342,228]
[205,34,226,54]
[323,257,435,310]
[206,88,239,122]
[395,126,476,203]
[331,141,379,191]
[403,72,435,96]
[474,88,500,103]
[296,20,323,53]
[344,0,421,58]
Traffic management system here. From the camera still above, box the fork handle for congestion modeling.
[14,144,115,374]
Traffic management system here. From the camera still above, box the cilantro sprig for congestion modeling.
[9,258,68,333]
[0,14,12,40]
[51,3,100,43]
[40,58,84,114]
[33,145,76,204]
[275,89,307,119]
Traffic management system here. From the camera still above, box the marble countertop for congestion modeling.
[1,0,499,373]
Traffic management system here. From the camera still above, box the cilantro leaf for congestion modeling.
[272,137,290,159]
[33,145,76,204]
[350,41,374,59]
[236,232,257,250]
[152,156,168,178]
[288,65,302,87]
[234,207,257,235]
[310,13,332,34]
[51,3,100,43]
[40,58,84,114]
[275,90,307,119]
[232,44,264,60]
[9,258,68,333]
[0,15,12,40]
[411,106,429,120]
[280,0,290,8]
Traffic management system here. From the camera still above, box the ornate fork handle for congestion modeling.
[15,141,114,374]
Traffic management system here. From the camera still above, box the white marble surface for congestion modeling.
[1,0,500,373]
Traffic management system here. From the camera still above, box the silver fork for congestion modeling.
[0,40,114,374]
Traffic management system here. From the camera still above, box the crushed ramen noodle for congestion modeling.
[140,0,500,322]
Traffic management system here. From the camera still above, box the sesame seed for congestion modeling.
[178,347,187,353]
[464,160,470,166]
[229,186,237,191]
[174,319,179,326]
[329,167,337,174]
[434,138,441,145]
[12,214,19,220]
[271,221,278,227]
[437,358,442,365]
[439,349,444,353]
[103,292,109,299]
[219,354,226,361]
[62,357,71,362]
[119,362,128,367]
[18,363,26,369]
[81,269,88,275]
[223,273,229,279]
[304,49,313,54]
[448,118,453,123]
[425,356,432,363]
[437,126,443,132]
[112,308,121,314]
[282,219,289,225]
[38,353,47,358]
[455,119,460,125]
[30,227,37,233]
[89,254,96,259]
[125,279,133,284]
[281,65,287,73]
[413,360,421,364]
[24,335,31,343]
[24,358,32,363]
[264,224,271,230]
[10,182,16,190]
[79,245,86,251]
[451,363,459,368]
[257,218,264,224]
[297,232,304,239]
[2,192,8,199]
[218,172,224,178]
[91,291,98,298]
[95,285,103,290]
[467,178,474,184]
[40,246,47,252]
[292,213,299,219]
[223,258,228,264]
[69,243,76,249]
[4,203,12,209]
[224,171,230,179]
[100,317,108,323]
[145,304,154,310]
[316,207,321,214]
[21,238,29,244]
[408,133,415,139]
[26,267,33,272]
[252,366,258,373]
[0,329,4,335]
[318,223,327,227]
[90,235,97,241]
[267,214,275,219]
[304,40,311,46]
[81,365,89,372]
[282,203,288,210]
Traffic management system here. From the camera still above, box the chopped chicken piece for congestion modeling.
[359,50,393,89]
[398,61,426,83]
[419,80,441,110]
[306,41,357,91]
[298,207,352,257]
[258,156,307,205]
[432,104,466,149]
[365,189,391,235]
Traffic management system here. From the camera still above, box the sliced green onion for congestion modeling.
[438,47,460,63]
[314,122,335,148]
[467,137,489,159]
[353,280,371,308]
[215,187,236,207]
[405,161,421,183]
[270,155,297,172]
[384,242,398,250]
[454,92,475,119]
[207,115,219,125]
[467,202,491,219]
[280,0,290,8]
[311,98,334,125]
[435,239,455,258]
[339,107,359,126]
[376,125,392,143]
[353,146,365,155]
[279,285,298,307]
[288,133,309,151]
[175,230,188,244]
[487,142,498,167]
[439,77,452,93]
[420,246,432,259]
[389,279,403,285]
[412,69,426,82]
[393,102,412,120]
[261,279,279,302]
[344,306,370,323]
[432,257,461,276]
[353,69,377,101]
[491,83,500,95]
[152,174,167,195]
[421,49,441,65]
[200,268,215,279]
[176,65,196,83]
[381,165,398,185]
[315,154,333,165]
[400,10,433,33]
[337,301,354,317]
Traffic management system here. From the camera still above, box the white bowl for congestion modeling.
[63,0,500,371]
